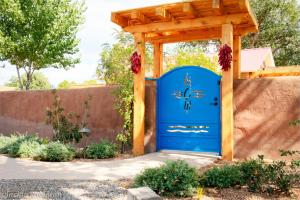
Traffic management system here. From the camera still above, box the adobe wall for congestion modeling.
[0,87,123,146]
[234,77,300,159]
[0,77,299,159]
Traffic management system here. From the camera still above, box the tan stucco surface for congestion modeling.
[0,77,299,159]
[234,77,300,159]
[0,87,123,146]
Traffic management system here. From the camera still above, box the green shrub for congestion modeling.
[133,160,199,197]
[85,139,116,159]
[200,153,300,194]
[15,140,41,158]
[7,135,41,157]
[35,141,75,162]
[0,135,16,154]
[199,165,242,188]
[238,158,266,192]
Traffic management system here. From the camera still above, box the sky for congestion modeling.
[0,0,176,86]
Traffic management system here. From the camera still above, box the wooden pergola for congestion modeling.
[111,0,258,160]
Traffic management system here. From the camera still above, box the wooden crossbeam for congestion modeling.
[124,13,250,33]
[146,29,221,43]
[238,0,259,31]
[130,11,151,24]
[212,0,220,8]
[183,3,198,18]
[212,0,223,15]
[111,13,128,27]
[155,7,172,21]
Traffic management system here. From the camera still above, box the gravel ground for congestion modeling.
[0,179,127,200]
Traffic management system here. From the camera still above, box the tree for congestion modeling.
[57,80,77,89]
[6,72,51,90]
[97,31,135,150]
[242,0,300,66]
[166,46,220,74]
[0,0,85,90]
[96,31,152,151]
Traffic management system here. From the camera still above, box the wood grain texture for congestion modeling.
[133,33,145,156]
[221,23,234,161]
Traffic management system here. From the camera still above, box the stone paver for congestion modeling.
[0,152,216,181]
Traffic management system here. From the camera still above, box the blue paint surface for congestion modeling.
[157,66,221,154]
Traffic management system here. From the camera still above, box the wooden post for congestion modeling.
[221,24,234,161]
[233,36,241,79]
[153,42,163,78]
[133,32,145,156]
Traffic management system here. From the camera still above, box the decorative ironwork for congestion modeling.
[172,73,204,111]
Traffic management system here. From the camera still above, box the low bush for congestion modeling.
[238,157,266,192]
[133,160,199,197]
[0,135,16,154]
[199,165,242,188]
[200,152,300,194]
[0,134,76,162]
[7,135,41,158]
[35,141,75,162]
[85,139,116,159]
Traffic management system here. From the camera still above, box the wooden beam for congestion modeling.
[183,3,198,18]
[234,25,257,36]
[111,13,128,28]
[221,23,234,161]
[130,11,151,24]
[124,13,248,33]
[146,29,221,43]
[133,32,145,156]
[212,0,223,15]
[155,7,172,21]
[233,36,241,79]
[239,0,259,31]
[212,0,220,8]
[153,42,163,78]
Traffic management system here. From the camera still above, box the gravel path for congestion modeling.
[0,179,127,200]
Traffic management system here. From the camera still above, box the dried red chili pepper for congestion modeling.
[218,44,232,71]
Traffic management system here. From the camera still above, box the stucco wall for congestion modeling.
[0,87,123,146]
[0,77,299,159]
[234,77,300,159]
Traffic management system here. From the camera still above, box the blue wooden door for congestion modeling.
[157,66,221,155]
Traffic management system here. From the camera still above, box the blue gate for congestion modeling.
[157,66,221,155]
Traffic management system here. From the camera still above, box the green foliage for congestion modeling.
[0,0,85,90]
[0,135,19,154]
[97,31,154,150]
[133,160,199,197]
[46,90,91,144]
[200,152,300,194]
[243,0,300,66]
[57,80,77,89]
[289,119,300,126]
[97,31,134,149]
[5,72,51,90]
[35,141,75,162]
[7,135,41,158]
[238,157,266,192]
[166,46,220,74]
[199,165,242,188]
[85,139,117,159]
[57,80,98,89]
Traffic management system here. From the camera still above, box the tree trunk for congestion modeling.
[249,33,259,48]
[16,66,23,90]
[25,64,33,91]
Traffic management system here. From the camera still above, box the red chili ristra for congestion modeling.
[218,44,232,71]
